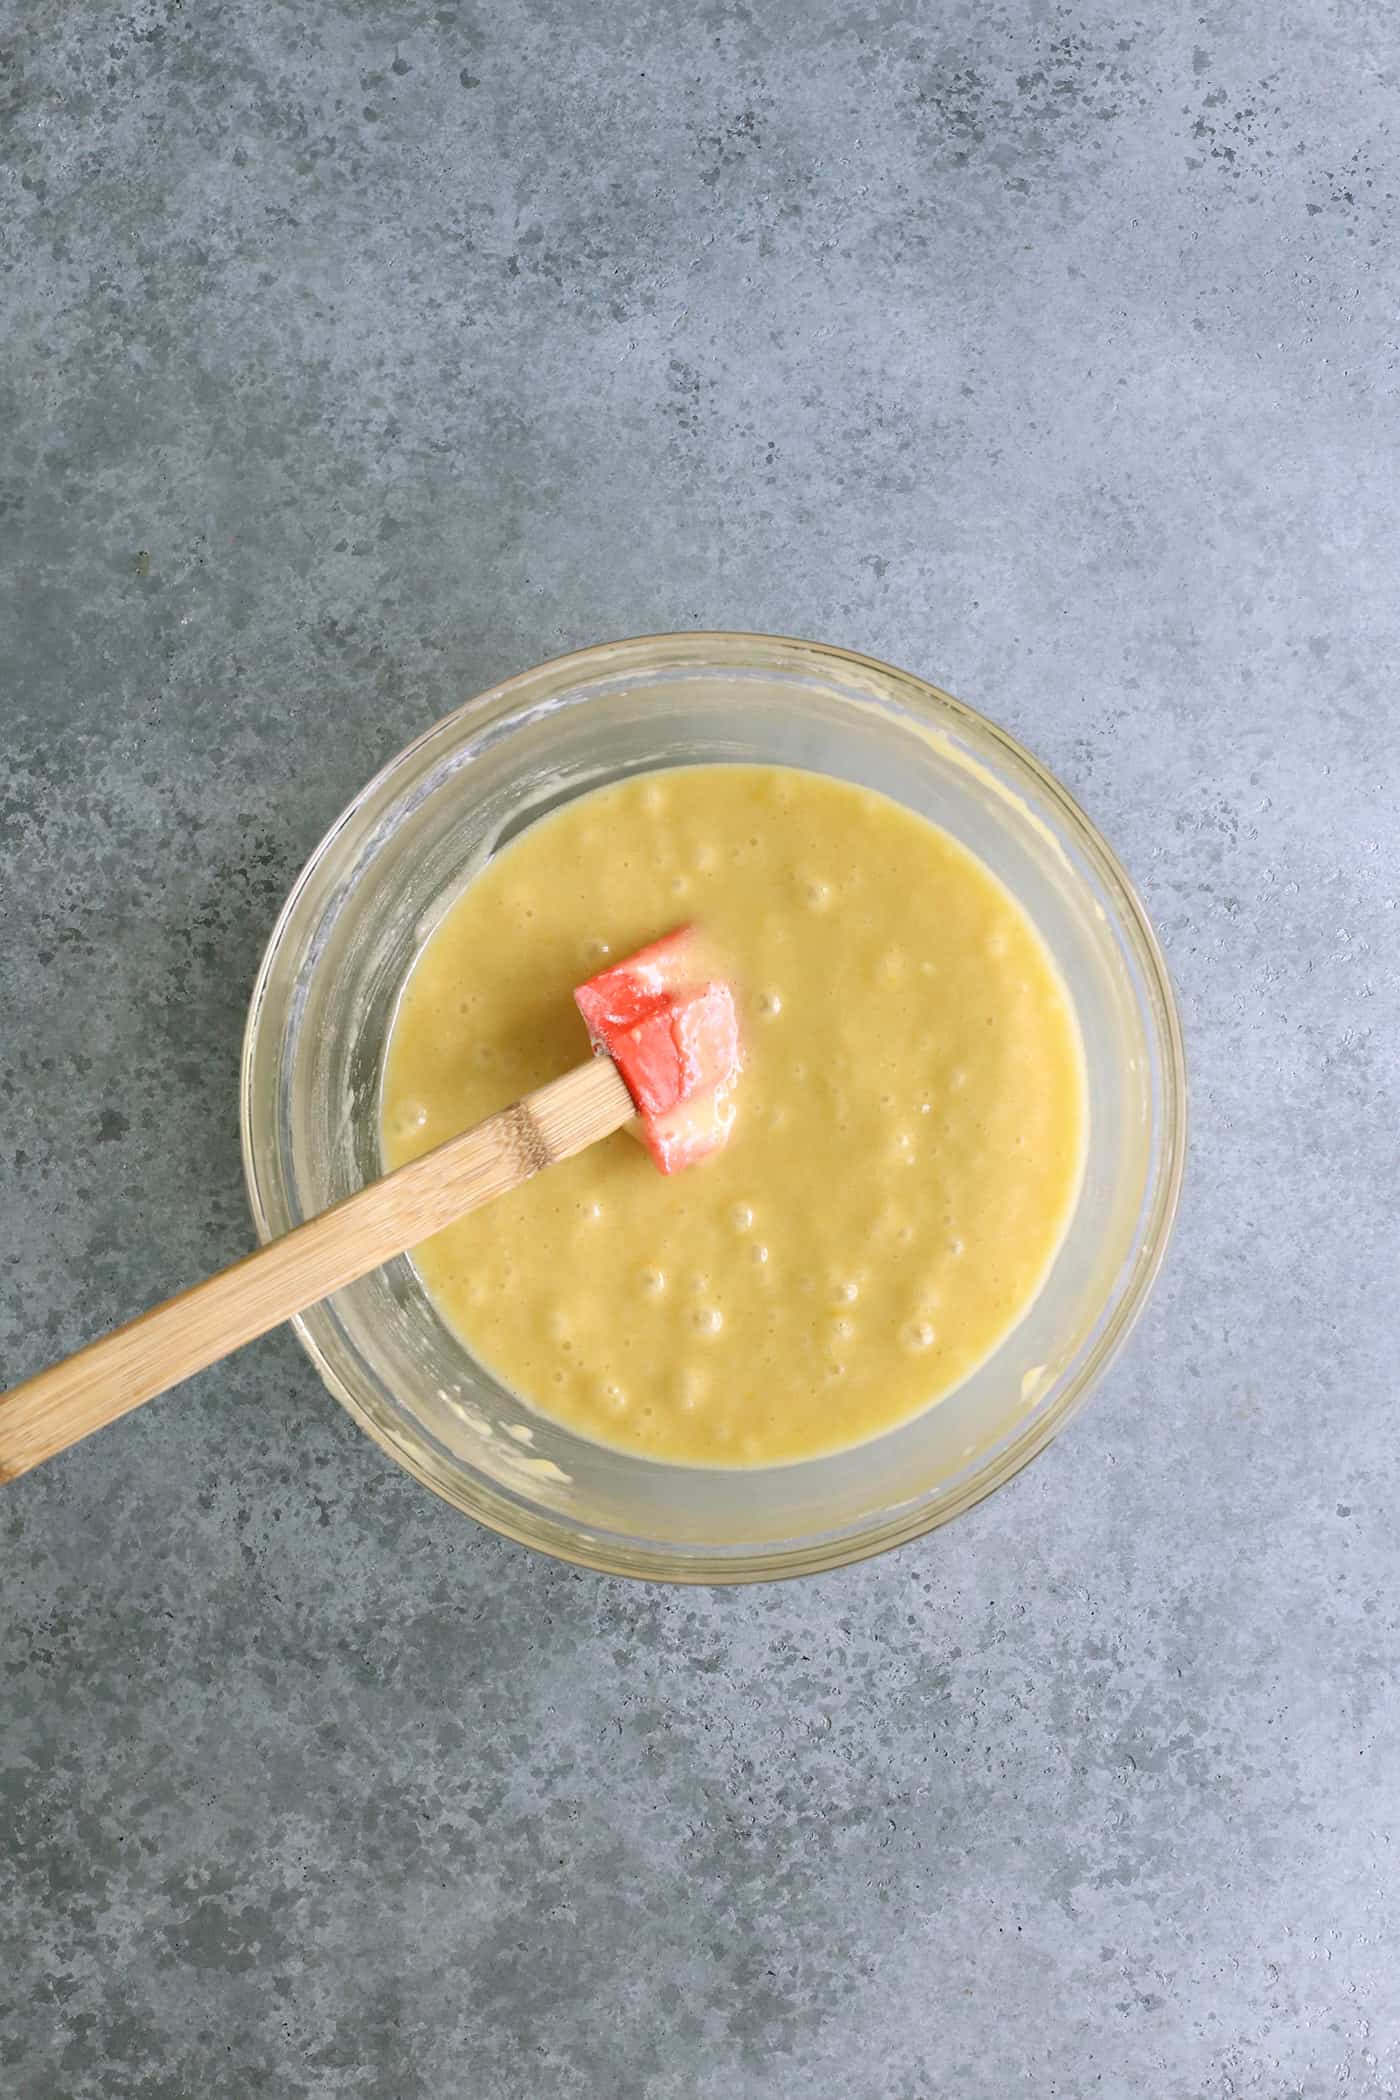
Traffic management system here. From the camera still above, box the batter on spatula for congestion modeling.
[381,764,1085,1465]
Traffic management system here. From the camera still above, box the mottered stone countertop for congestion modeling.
[3,2,1397,2094]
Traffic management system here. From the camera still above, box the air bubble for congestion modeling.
[678,1369,708,1412]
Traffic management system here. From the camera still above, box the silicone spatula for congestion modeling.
[0,927,741,1483]
[573,925,741,1171]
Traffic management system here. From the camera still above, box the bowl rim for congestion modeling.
[241,630,1187,1582]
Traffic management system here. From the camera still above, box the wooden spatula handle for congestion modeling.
[0,1056,633,1484]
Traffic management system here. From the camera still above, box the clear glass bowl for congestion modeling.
[240,634,1185,1582]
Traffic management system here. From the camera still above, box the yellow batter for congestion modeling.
[381,765,1085,1465]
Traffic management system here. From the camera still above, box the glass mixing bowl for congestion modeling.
[241,634,1185,1581]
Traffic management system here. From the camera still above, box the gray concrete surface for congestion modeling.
[3,0,1398,2093]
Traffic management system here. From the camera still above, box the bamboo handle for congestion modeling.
[0,1056,633,1484]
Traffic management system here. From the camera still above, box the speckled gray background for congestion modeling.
[3,0,1398,2093]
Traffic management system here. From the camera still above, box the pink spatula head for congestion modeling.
[574,926,743,1173]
